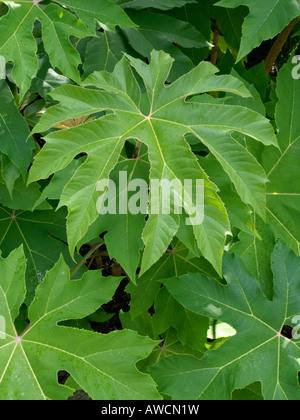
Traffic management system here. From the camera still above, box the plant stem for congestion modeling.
[133,140,142,159]
[70,242,103,278]
[264,17,298,75]
[210,21,221,66]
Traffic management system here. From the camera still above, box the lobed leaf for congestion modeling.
[151,241,300,400]
[29,51,277,275]
[0,0,134,97]
[0,247,160,400]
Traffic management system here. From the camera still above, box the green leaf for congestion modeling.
[0,247,160,400]
[210,1,248,55]
[0,155,20,197]
[152,286,209,352]
[23,99,46,130]
[76,157,148,283]
[199,155,257,237]
[262,57,300,255]
[32,158,86,211]
[127,239,219,319]
[225,69,266,115]
[56,0,135,32]
[0,1,93,96]
[168,0,211,40]
[0,206,83,303]
[232,382,264,401]
[124,10,210,52]
[151,241,300,400]
[192,126,268,219]
[29,51,276,275]
[123,10,209,80]
[30,55,74,100]
[0,81,34,178]
[216,0,300,61]
[164,0,211,66]
[0,176,51,211]
[82,30,135,76]
[120,322,204,371]
[115,0,197,10]
[230,213,275,299]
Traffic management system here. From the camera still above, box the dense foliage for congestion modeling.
[0,0,299,400]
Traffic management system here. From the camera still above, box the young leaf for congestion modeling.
[0,247,160,400]
[151,241,300,400]
[29,51,276,275]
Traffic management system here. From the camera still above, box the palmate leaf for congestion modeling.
[0,1,90,97]
[0,0,134,97]
[29,50,277,276]
[262,57,300,255]
[216,0,300,61]
[151,241,300,400]
[0,247,160,400]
